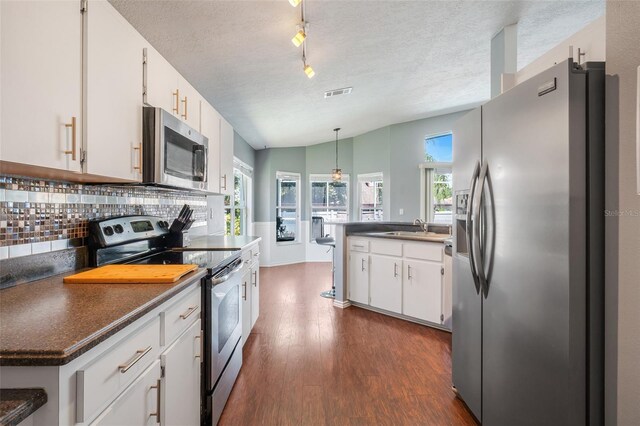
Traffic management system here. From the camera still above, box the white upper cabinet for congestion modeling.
[201,101,221,193]
[1,0,83,172]
[219,117,234,196]
[144,46,179,115]
[85,0,146,181]
[177,76,201,131]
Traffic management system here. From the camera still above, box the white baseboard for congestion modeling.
[333,299,351,309]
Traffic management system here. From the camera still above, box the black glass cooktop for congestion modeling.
[130,249,240,275]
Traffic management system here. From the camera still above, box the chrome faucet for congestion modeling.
[413,218,428,232]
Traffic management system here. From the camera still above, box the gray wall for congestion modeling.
[389,111,468,221]
[233,131,255,168]
[253,110,469,225]
[306,138,354,221]
[605,2,640,424]
[254,147,306,222]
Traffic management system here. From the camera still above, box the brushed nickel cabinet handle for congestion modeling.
[64,116,77,160]
[118,346,152,373]
[361,258,365,272]
[149,379,161,423]
[252,270,257,287]
[133,143,142,171]
[221,174,227,190]
[195,334,202,359]
[179,305,198,320]
[181,96,188,120]
[242,282,247,300]
[408,265,412,280]
[394,262,398,278]
[173,89,180,114]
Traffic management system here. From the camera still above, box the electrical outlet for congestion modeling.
[399,208,404,215]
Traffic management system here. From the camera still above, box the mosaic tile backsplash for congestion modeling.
[0,175,208,254]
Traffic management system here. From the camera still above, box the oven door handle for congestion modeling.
[210,259,244,285]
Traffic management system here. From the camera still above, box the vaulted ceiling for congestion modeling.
[111,0,604,148]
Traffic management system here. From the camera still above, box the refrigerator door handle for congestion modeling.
[472,160,489,290]
[467,161,481,294]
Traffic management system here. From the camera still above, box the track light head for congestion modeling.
[291,29,306,47]
[304,64,315,78]
[289,0,302,7]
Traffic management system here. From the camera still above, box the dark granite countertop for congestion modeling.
[0,388,47,426]
[178,235,261,251]
[0,268,207,366]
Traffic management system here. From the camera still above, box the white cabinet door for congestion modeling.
[161,319,201,426]
[145,46,179,114]
[403,260,443,323]
[1,0,82,172]
[85,0,145,181]
[369,255,402,313]
[349,252,369,304]
[241,268,252,347]
[219,117,234,196]
[201,101,221,193]
[177,76,201,131]
[90,360,161,426]
[250,262,260,328]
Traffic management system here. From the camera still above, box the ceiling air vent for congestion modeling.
[324,87,353,98]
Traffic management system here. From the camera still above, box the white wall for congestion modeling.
[605,2,640,425]
[512,15,605,87]
[255,220,333,267]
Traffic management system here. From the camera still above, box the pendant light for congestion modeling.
[332,127,342,182]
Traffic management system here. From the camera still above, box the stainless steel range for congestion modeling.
[88,214,244,426]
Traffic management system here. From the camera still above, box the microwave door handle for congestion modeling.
[192,145,206,178]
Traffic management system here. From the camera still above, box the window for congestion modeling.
[358,173,384,221]
[225,163,252,236]
[421,133,453,224]
[310,174,349,223]
[276,172,300,242]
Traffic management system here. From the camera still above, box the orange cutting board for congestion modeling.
[63,264,199,284]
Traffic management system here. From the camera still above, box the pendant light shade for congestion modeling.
[332,127,342,182]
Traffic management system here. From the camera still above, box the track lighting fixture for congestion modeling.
[289,0,302,7]
[304,64,315,79]
[291,29,306,47]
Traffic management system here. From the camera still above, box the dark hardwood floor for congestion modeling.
[219,262,477,426]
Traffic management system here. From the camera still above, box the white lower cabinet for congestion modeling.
[90,360,161,426]
[404,259,443,323]
[250,262,260,329]
[349,252,369,304]
[369,255,403,314]
[241,266,252,346]
[161,319,202,426]
[348,237,445,327]
[241,244,260,347]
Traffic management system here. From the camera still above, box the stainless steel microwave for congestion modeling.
[142,107,208,191]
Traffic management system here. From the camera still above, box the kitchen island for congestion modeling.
[329,222,451,330]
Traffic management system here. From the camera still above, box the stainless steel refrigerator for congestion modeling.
[452,59,604,425]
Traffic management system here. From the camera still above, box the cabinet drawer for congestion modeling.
[370,239,402,257]
[162,283,201,347]
[349,238,369,252]
[77,315,160,423]
[403,242,443,262]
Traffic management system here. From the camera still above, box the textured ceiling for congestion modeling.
[110,0,604,148]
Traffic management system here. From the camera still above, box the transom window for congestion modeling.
[421,133,453,224]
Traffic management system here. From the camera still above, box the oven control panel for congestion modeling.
[89,215,170,248]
